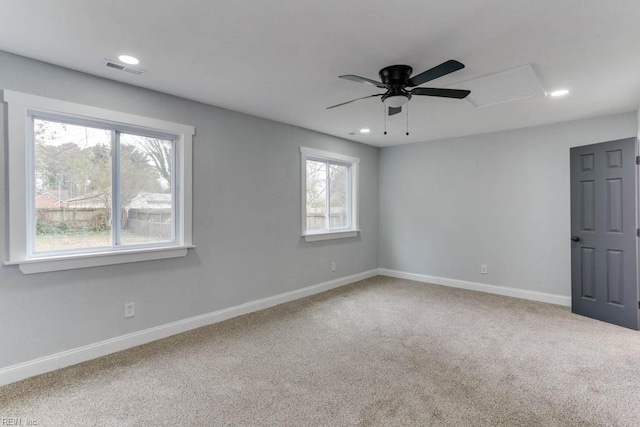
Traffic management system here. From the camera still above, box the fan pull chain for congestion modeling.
[406,102,409,136]
[383,104,387,135]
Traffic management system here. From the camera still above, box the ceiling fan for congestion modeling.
[328,60,471,117]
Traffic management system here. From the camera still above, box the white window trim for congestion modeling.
[300,146,359,242]
[2,90,195,274]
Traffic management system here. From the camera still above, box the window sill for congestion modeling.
[4,245,195,274]
[303,230,359,242]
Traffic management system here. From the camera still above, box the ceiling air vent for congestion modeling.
[103,59,146,75]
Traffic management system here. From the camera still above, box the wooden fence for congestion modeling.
[126,208,172,239]
[39,209,343,237]
[37,207,171,238]
[37,207,106,223]
[306,213,347,230]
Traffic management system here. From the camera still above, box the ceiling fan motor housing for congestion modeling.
[380,65,413,103]
[379,65,413,84]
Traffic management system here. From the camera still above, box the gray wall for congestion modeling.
[0,51,379,368]
[379,112,637,296]
[1,49,637,371]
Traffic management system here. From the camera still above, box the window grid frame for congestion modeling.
[2,89,195,274]
[27,113,179,259]
[312,158,352,233]
[300,146,359,242]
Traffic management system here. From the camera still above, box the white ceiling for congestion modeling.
[1,0,639,147]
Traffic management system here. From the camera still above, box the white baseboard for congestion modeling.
[0,269,378,387]
[378,268,571,307]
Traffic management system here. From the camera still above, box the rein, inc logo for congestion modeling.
[1,419,38,426]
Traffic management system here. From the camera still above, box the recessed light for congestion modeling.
[550,89,569,97]
[118,55,139,65]
[360,128,370,134]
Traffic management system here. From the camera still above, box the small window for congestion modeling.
[3,90,195,273]
[300,147,359,242]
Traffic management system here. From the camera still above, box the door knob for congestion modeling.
[571,236,580,242]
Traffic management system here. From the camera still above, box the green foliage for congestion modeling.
[35,218,111,236]
[34,119,169,209]
[36,220,70,235]
[90,212,109,232]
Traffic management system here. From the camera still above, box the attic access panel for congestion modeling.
[454,64,545,107]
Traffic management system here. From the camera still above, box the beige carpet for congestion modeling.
[2,275,640,426]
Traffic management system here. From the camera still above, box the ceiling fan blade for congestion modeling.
[339,75,387,89]
[407,60,465,87]
[388,106,402,116]
[411,87,471,99]
[326,94,383,109]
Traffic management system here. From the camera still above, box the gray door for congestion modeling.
[570,138,639,329]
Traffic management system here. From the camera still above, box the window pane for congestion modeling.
[34,118,112,252]
[119,133,173,245]
[306,160,327,231]
[329,163,349,228]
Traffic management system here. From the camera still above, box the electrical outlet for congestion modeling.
[331,261,336,272]
[481,264,488,274]
[124,302,135,318]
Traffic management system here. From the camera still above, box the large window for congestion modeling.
[300,147,359,241]
[3,90,194,274]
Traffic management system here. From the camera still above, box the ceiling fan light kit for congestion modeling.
[328,60,471,135]
[383,95,410,108]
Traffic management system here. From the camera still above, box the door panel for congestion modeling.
[581,181,595,231]
[570,138,639,329]
[606,178,623,232]
[580,247,596,299]
[606,249,623,305]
